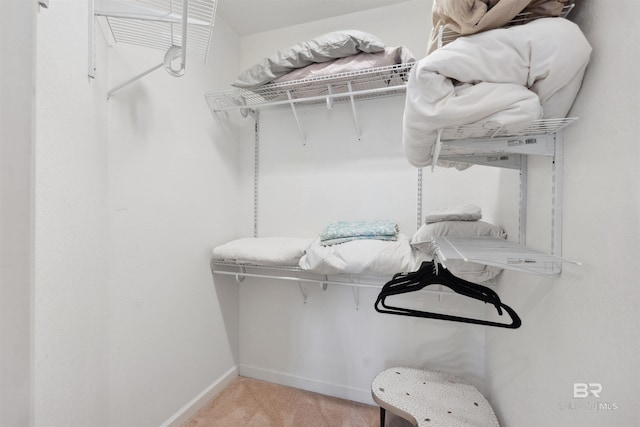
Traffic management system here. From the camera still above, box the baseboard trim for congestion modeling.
[160,365,239,427]
[239,364,374,405]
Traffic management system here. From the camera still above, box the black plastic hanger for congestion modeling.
[375,262,521,329]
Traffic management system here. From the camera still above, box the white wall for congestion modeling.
[33,1,110,426]
[486,1,640,426]
[0,1,36,425]
[106,15,243,427]
[32,4,243,427]
[235,0,510,404]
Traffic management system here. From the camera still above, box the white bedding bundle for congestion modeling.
[299,234,421,276]
[403,17,592,169]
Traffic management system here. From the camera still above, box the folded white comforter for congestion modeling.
[299,234,424,275]
[212,237,314,266]
[403,17,591,169]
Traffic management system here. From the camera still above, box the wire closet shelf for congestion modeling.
[92,0,218,96]
[102,0,217,62]
[205,62,414,113]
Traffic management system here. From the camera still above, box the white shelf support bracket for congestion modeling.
[551,131,564,273]
[286,90,306,143]
[352,286,360,310]
[347,81,361,140]
[297,282,308,304]
[253,112,260,237]
[320,276,329,290]
[88,0,96,78]
[518,155,528,245]
[326,84,334,109]
[417,167,423,230]
[107,62,164,99]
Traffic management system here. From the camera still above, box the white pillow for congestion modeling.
[232,30,386,88]
[299,235,414,275]
[411,221,507,282]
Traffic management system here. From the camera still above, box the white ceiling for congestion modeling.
[216,0,412,36]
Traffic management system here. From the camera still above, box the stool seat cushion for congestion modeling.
[371,367,499,427]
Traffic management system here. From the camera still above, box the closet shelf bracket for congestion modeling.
[352,287,360,310]
[287,90,306,143]
[297,282,308,304]
[347,81,362,140]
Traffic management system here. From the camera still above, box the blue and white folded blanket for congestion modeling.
[319,220,399,246]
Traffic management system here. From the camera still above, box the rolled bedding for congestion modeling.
[299,234,424,276]
[403,17,591,169]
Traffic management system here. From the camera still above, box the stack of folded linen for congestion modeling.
[298,220,415,275]
[319,220,399,246]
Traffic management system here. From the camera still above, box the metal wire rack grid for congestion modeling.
[205,62,415,112]
[440,117,577,141]
[105,0,217,62]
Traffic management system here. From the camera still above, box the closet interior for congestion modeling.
[204,5,585,309]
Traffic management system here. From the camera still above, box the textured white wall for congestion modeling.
[106,16,243,427]
[32,4,243,427]
[34,1,110,426]
[235,0,510,404]
[485,1,640,426]
[0,1,36,425]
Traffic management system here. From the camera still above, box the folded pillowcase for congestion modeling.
[425,204,482,223]
[233,30,386,88]
[411,220,507,282]
[212,237,313,266]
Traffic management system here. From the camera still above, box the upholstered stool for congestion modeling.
[371,367,499,427]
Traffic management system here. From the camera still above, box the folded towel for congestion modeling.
[212,237,314,266]
[425,204,482,224]
[320,220,399,246]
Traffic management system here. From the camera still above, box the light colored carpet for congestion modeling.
[183,376,413,427]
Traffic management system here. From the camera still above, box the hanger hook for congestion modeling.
[164,45,186,77]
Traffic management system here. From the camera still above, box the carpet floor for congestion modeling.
[183,376,413,427]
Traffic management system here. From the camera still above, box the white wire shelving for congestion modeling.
[206,8,582,281]
[434,117,577,169]
[430,237,581,276]
[210,260,477,309]
[204,62,415,141]
[210,261,389,310]
[428,117,579,275]
[90,0,218,98]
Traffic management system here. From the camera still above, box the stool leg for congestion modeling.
[380,407,386,427]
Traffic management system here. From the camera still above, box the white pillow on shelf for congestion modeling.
[232,30,386,88]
